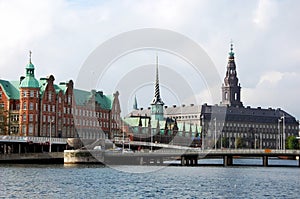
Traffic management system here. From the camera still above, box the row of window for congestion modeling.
[22,102,38,110]
[74,108,110,119]
[208,122,298,130]
[171,115,198,120]
[22,90,39,98]
[221,132,293,140]
[22,114,38,122]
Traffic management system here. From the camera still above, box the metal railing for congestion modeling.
[0,135,67,144]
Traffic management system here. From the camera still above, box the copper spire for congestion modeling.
[151,55,164,105]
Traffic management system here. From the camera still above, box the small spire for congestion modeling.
[29,50,32,63]
[229,41,235,57]
[133,95,138,110]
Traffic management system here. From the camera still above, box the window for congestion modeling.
[0,91,2,99]
[225,92,228,100]
[48,92,52,101]
[52,105,55,112]
[23,102,27,110]
[29,114,33,122]
[58,97,61,103]
[0,103,4,108]
[234,93,238,100]
[23,91,27,97]
[29,102,34,110]
[11,115,19,122]
[30,91,34,97]
[23,114,27,121]
[43,104,46,111]
[29,124,33,134]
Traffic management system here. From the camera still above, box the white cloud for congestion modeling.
[244,71,300,117]
[0,0,299,119]
[257,71,283,86]
[253,0,278,29]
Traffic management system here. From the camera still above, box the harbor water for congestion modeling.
[1,159,299,198]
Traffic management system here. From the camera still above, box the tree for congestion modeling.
[235,137,243,149]
[286,136,298,149]
[221,137,229,148]
[0,107,8,135]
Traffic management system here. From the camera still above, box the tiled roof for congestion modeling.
[0,79,20,99]
[73,89,113,110]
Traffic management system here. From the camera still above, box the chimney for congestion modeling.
[20,76,25,84]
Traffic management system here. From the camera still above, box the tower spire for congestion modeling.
[133,95,138,110]
[151,55,164,105]
[221,42,243,107]
[29,50,32,63]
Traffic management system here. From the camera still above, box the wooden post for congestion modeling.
[224,155,233,166]
[263,156,268,167]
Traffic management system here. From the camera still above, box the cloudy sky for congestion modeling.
[0,0,299,118]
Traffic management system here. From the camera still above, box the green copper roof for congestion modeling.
[26,62,35,69]
[0,80,20,99]
[20,76,40,88]
[73,89,113,110]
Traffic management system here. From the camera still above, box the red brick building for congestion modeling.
[0,53,121,139]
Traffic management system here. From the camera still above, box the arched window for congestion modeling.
[235,93,238,100]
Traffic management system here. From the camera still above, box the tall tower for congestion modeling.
[19,51,40,136]
[133,95,138,110]
[221,43,243,107]
[151,56,164,121]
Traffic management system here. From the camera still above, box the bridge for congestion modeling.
[0,135,67,154]
[64,148,300,167]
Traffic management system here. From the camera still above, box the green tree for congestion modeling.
[235,137,243,149]
[221,137,229,148]
[0,107,8,135]
[286,136,298,149]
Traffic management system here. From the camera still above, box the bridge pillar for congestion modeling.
[181,156,186,166]
[139,157,144,165]
[224,155,233,166]
[263,156,268,167]
[160,157,163,165]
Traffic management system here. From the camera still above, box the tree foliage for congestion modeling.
[286,136,299,149]
[0,107,8,135]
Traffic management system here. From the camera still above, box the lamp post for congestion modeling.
[201,115,204,150]
[214,117,217,150]
[122,129,124,153]
[49,120,54,153]
[278,118,281,150]
[281,115,285,150]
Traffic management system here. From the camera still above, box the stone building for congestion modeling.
[127,44,299,149]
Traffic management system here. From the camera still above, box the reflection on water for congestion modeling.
[0,159,299,198]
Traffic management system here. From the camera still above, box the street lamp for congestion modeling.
[278,118,281,150]
[49,119,54,152]
[281,115,285,150]
[214,117,217,150]
[201,115,204,150]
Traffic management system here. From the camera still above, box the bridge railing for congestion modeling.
[0,136,67,144]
